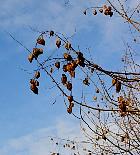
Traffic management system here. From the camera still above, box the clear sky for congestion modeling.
[0,0,139,154]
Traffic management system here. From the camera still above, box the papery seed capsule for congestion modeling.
[30,84,38,94]
[35,71,40,79]
[61,74,67,84]
[28,54,34,63]
[55,62,60,69]
[67,107,72,114]
[37,37,45,46]
[93,9,97,15]
[66,82,72,91]
[112,78,117,86]
[68,96,73,102]
[65,42,71,50]
[56,38,61,48]
[116,81,121,93]
[50,30,54,36]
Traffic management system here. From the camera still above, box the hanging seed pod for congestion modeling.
[35,80,39,86]
[28,53,34,63]
[68,96,73,102]
[37,36,45,46]
[30,84,38,94]
[55,62,60,69]
[83,10,86,15]
[119,102,126,112]
[35,71,40,79]
[67,107,72,114]
[93,96,97,101]
[83,78,90,85]
[66,82,72,91]
[118,96,124,103]
[93,9,97,15]
[99,8,103,13]
[108,6,112,11]
[109,11,113,17]
[30,79,36,84]
[112,78,117,86]
[61,74,67,84]
[56,38,61,48]
[50,30,54,36]
[50,67,53,73]
[96,89,100,93]
[116,81,121,93]
[63,53,72,61]
[70,71,75,78]
[33,48,43,58]
[63,65,67,72]
[69,102,74,108]
[65,42,71,50]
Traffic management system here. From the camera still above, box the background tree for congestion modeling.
[9,0,140,154]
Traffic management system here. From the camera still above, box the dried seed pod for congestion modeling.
[83,10,86,15]
[70,71,75,78]
[112,78,117,86]
[93,96,97,101]
[50,30,54,36]
[108,6,112,11]
[68,96,73,102]
[118,96,124,103]
[35,71,40,79]
[83,78,90,85]
[37,36,45,46]
[93,9,97,15]
[28,54,34,63]
[67,107,72,114]
[33,48,43,58]
[63,65,67,72]
[116,81,121,93]
[96,89,100,93]
[119,102,126,112]
[69,102,74,108]
[50,67,53,73]
[55,62,60,69]
[30,84,38,94]
[56,38,61,48]
[30,79,36,84]
[63,53,72,61]
[61,74,67,84]
[35,80,39,86]
[66,82,72,91]
[65,42,71,50]
[109,11,113,17]
[99,8,103,13]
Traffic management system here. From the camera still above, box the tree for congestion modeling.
[10,0,140,154]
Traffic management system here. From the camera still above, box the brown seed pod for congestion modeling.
[63,53,72,61]
[109,11,113,17]
[30,79,36,84]
[65,42,71,50]
[69,102,74,108]
[93,9,97,15]
[30,84,38,94]
[99,8,103,13]
[50,30,54,36]
[55,62,60,69]
[56,38,61,48]
[68,96,73,102]
[35,80,39,86]
[119,102,126,112]
[33,48,43,58]
[35,71,40,79]
[93,96,97,101]
[116,81,121,93]
[66,82,72,91]
[61,74,67,84]
[108,6,112,11]
[96,89,100,93]
[63,65,67,72]
[67,107,72,114]
[112,78,117,86]
[28,54,34,63]
[70,71,75,78]
[37,37,45,46]
[83,78,90,86]
[83,10,86,15]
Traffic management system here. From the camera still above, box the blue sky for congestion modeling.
[0,0,139,154]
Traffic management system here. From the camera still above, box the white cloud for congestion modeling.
[0,118,82,155]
